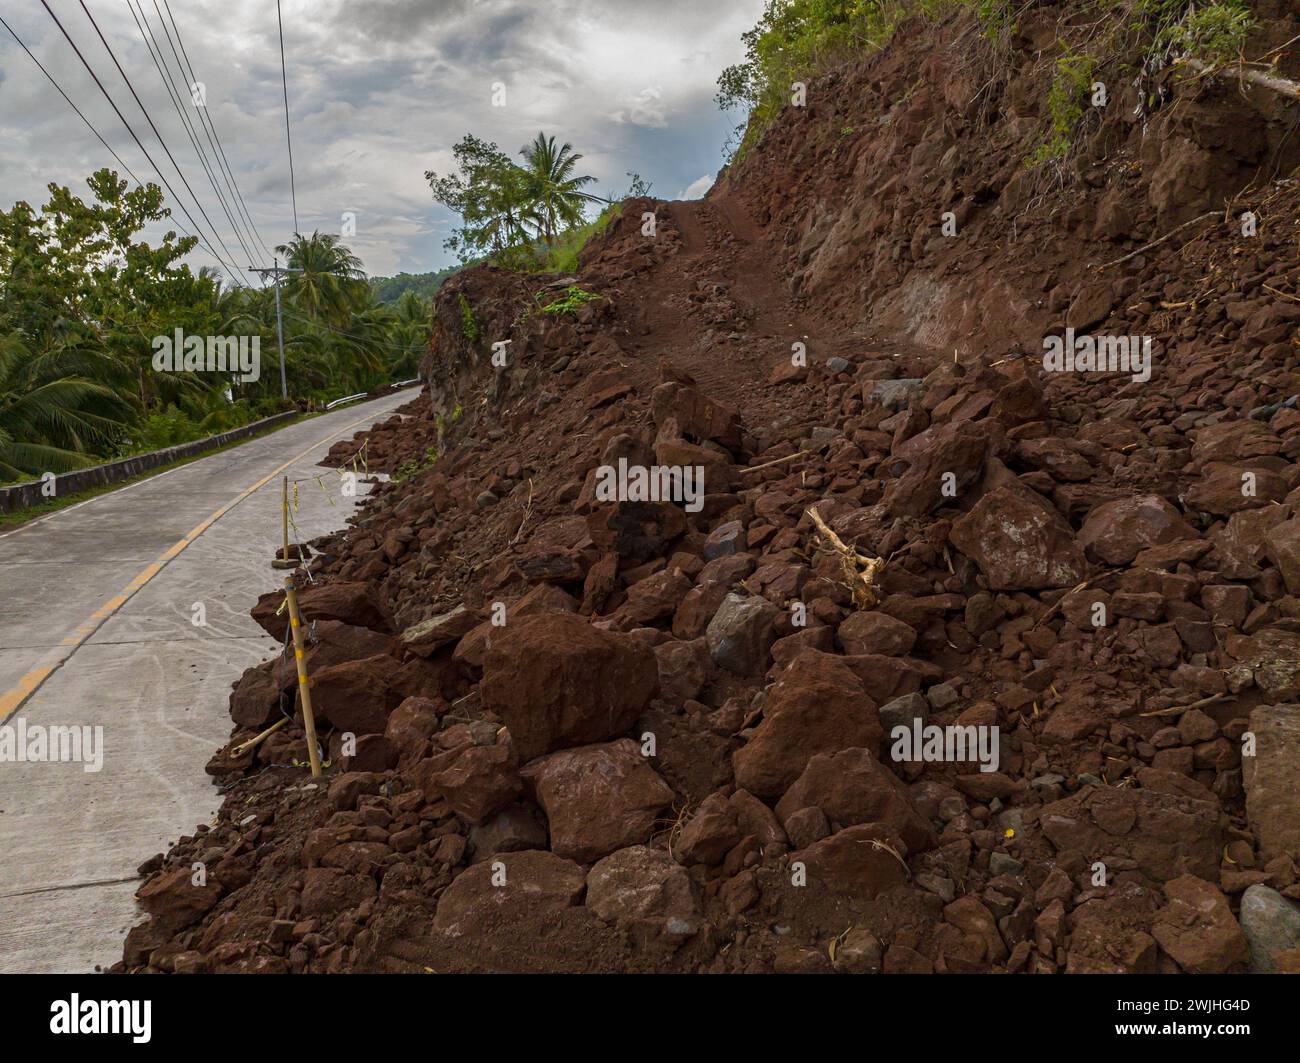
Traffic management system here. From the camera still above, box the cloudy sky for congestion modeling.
[0,0,762,283]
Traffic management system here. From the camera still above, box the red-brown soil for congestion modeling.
[115,3,1300,975]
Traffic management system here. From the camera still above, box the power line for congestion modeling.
[124,0,258,269]
[157,0,276,259]
[276,0,299,236]
[74,0,248,282]
[37,0,244,286]
[71,0,249,285]
[0,13,199,247]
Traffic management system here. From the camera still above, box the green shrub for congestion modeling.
[458,293,480,344]
[393,446,438,483]
[1166,2,1253,64]
[1031,51,1096,163]
[537,285,601,316]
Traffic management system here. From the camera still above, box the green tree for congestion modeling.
[0,332,134,478]
[519,133,600,243]
[427,135,537,261]
[274,231,367,323]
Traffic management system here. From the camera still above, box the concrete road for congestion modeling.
[0,389,415,973]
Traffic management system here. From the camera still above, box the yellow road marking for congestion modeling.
[0,402,396,723]
[0,666,55,721]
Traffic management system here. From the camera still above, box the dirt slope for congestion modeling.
[114,3,1300,975]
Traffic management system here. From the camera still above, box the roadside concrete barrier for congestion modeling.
[0,411,300,514]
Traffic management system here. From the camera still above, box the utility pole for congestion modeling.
[248,259,301,400]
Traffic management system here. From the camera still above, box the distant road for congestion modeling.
[0,388,414,973]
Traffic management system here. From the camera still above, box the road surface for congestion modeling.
[0,389,414,973]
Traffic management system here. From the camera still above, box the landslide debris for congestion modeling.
[117,2,1300,975]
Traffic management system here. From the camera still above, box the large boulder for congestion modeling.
[302,653,402,734]
[586,845,702,940]
[480,611,658,760]
[251,581,393,640]
[1239,884,1300,973]
[732,650,882,798]
[1077,495,1197,566]
[521,739,674,863]
[775,747,932,852]
[1243,704,1300,862]
[432,850,587,937]
[1151,875,1249,974]
[949,481,1086,591]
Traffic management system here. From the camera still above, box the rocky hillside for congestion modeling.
[116,1,1300,975]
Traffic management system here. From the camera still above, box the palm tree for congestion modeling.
[274,232,367,323]
[520,133,600,242]
[0,332,134,480]
[387,291,430,379]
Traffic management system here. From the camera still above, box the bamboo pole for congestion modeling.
[281,475,289,560]
[283,576,322,778]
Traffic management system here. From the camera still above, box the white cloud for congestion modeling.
[0,0,766,277]
[680,173,714,199]
[610,86,668,129]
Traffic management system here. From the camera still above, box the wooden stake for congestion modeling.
[283,576,322,778]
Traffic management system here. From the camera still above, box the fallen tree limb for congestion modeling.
[807,505,885,609]
[1097,211,1219,271]
[229,717,288,757]
[1183,57,1300,100]
[739,449,812,475]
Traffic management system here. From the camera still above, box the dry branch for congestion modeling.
[807,505,885,608]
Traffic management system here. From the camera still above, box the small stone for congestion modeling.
[927,683,959,710]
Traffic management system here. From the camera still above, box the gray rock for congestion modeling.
[703,519,744,561]
[466,802,548,864]
[927,682,959,710]
[1239,884,1300,973]
[869,378,923,411]
[706,592,780,676]
[915,872,956,903]
[878,691,929,733]
[825,356,852,375]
